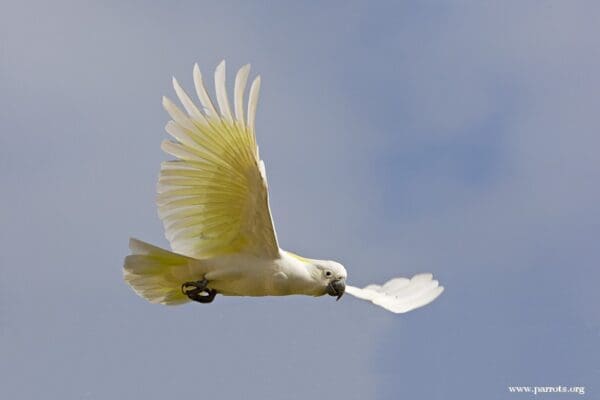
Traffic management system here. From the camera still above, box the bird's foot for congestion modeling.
[182,279,217,303]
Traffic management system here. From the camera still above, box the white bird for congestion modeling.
[124,61,444,313]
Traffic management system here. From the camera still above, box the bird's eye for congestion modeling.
[325,271,332,277]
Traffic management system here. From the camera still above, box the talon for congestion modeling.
[181,279,217,304]
[182,279,208,294]
[189,288,217,303]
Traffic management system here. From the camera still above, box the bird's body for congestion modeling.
[196,251,291,297]
[126,238,343,300]
[124,61,443,313]
[188,249,335,297]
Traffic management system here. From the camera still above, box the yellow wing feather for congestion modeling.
[157,61,279,259]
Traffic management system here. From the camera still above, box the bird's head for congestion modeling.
[310,260,347,300]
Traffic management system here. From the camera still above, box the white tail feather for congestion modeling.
[123,238,206,305]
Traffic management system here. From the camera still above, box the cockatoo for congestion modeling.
[123,61,444,313]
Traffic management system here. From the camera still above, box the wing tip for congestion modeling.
[162,95,173,110]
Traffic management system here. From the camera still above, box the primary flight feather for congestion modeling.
[124,61,444,313]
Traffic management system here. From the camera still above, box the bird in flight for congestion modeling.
[124,61,444,313]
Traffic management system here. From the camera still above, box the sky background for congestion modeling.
[1,1,599,399]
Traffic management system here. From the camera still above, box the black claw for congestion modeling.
[190,288,217,303]
[181,279,217,304]
[182,279,208,293]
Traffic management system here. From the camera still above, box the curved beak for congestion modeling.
[326,278,346,301]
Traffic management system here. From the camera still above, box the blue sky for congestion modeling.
[1,1,598,399]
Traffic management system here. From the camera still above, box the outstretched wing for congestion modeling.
[158,61,279,259]
[346,273,444,314]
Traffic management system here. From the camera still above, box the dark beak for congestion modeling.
[326,278,346,301]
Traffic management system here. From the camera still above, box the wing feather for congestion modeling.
[172,77,205,121]
[158,62,279,259]
[193,63,218,117]
[234,64,251,124]
[247,76,261,137]
[214,60,234,122]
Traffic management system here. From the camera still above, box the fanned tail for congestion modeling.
[123,238,206,305]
